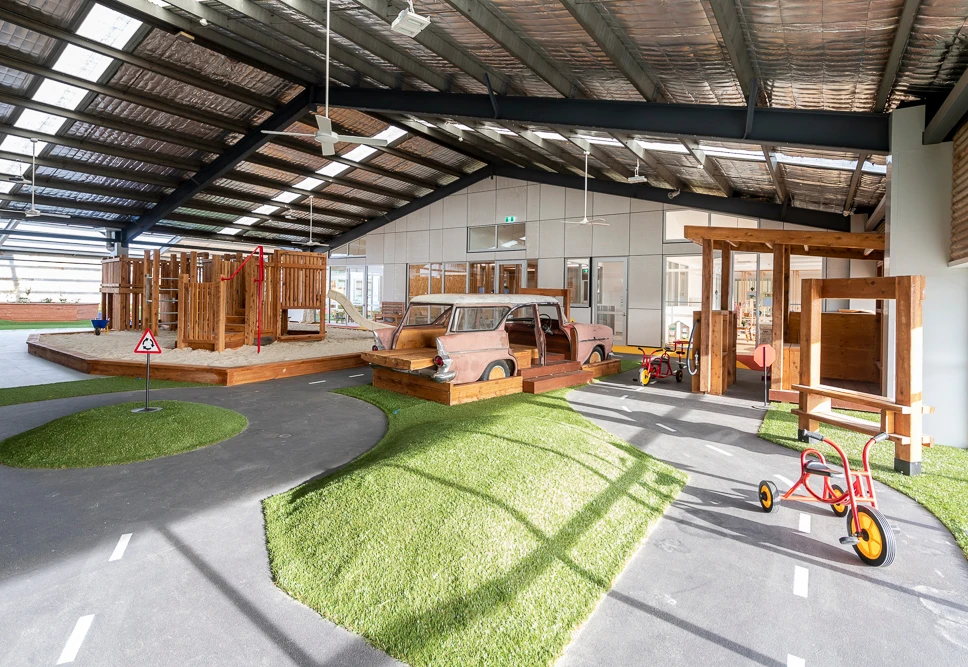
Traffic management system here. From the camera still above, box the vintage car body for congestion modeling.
[369,294,613,384]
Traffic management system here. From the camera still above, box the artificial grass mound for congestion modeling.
[0,319,90,330]
[263,386,686,667]
[759,403,968,560]
[0,377,208,407]
[0,400,247,468]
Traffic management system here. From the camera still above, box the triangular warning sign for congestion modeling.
[134,328,162,355]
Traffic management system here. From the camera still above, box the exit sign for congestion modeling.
[504,216,516,222]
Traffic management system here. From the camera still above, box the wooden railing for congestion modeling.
[176,276,227,352]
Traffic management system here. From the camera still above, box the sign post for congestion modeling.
[752,343,776,410]
[133,328,162,413]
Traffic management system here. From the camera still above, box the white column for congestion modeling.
[887,105,967,447]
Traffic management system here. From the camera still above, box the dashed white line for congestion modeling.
[621,405,631,413]
[787,655,805,667]
[56,615,94,664]
[793,566,809,598]
[635,387,644,392]
[656,423,676,433]
[798,513,811,534]
[108,534,132,562]
[704,444,732,457]
[348,374,364,378]
[620,394,628,400]
[308,379,327,384]
[774,474,794,486]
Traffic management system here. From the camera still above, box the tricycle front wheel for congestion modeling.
[758,480,780,513]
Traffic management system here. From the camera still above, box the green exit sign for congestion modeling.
[504,215,516,222]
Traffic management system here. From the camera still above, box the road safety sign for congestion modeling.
[134,329,162,355]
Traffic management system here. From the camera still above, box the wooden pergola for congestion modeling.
[683,226,885,396]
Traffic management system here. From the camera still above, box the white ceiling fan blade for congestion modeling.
[320,142,335,157]
[25,210,71,219]
[335,135,388,148]
[315,115,333,134]
[262,130,316,137]
[590,221,610,226]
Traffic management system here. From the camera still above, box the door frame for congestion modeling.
[495,259,527,293]
[591,256,628,345]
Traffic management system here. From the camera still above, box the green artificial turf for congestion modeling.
[263,386,686,667]
[0,400,247,468]
[0,377,208,407]
[0,319,91,330]
[759,403,968,560]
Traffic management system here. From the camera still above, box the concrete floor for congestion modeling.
[0,329,92,388]
[1,365,966,666]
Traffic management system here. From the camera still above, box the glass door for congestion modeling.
[496,261,525,294]
[592,257,627,345]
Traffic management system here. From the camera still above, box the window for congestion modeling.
[444,263,467,293]
[507,305,535,325]
[665,260,690,306]
[469,262,495,294]
[538,303,563,324]
[467,223,525,252]
[408,264,430,298]
[664,209,709,242]
[566,258,590,307]
[527,259,538,289]
[403,304,452,326]
[331,238,365,258]
[453,306,509,332]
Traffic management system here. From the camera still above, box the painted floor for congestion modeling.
[1,365,966,666]
[0,329,92,388]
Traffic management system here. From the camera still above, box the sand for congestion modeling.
[39,327,375,368]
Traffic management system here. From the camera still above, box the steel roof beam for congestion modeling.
[440,0,584,98]
[0,191,140,217]
[102,0,318,84]
[501,125,595,178]
[761,145,789,204]
[0,4,278,111]
[328,88,891,154]
[609,132,683,191]
[472,126,568,174]
[705,0,758,100]
[124,87,314,241]
[842,158,865,214]
[875,0,922,112]
[218,172,392,211]
[924,66,968,144]
[493,166,855,232]
[153,223,333,244]
[681,139,733,197]
[244,153,415,202]
[379,114,501,166]
[558,0,662,102]
[567,137,628,182]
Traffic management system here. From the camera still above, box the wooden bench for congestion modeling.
[379,301,405,325]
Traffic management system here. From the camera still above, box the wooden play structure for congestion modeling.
[683,226,886,398]
[794,276,933,475]
[100,248,327,352]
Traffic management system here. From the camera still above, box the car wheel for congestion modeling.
[481,360,510,381]
[586,346,605,365]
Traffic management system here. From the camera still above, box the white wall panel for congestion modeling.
[539,184,565,220]
[628,308,662,346]
[407,231,430,263]
[629,211,663,255]
[443,194,468,228]
[593,192,630,216]
[497,186,528,223]
[631,198,662,213]
[408,206,430,231]
[565,187,590,219]
[539,219,565,257]
[366,235,384,264]
[383,232,396,264]
[564,220,592,256]
[525,220,539,257]
[628,255,663,309]
[429,230,442,263]
[467,176,495,193]
[441,227,466,262]
[571,306,591,324]
[429,200,443,229]
[592,214,631,256]
[527,184,540,221]
[468,190,497,226]
[537,257,564,288]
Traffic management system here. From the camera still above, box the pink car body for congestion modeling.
[371,294,613,384]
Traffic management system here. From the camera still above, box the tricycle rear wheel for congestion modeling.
[757,480,780,513]
[830,484,849,517]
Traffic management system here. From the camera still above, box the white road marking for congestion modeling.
[620,394,628,400]
[56,615,94,664]
[308,379,327,384]
[635,387,644,392]
[704,444,732,457]
[798,514,811,534]
[621,405,631,413]
[793,566,809,598]
[348,374,364,378]
[774,474,794,486]
[656,423,676,433]
[787,655,805,667]
[109,534,132,562]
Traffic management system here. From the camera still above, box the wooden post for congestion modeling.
[700,239,714,392]
[893,275,923,475]
[770,244,788,391]
[215,281,227,353]
[797,279,827,433]
[176,274,188,349]
[719,242,731,311]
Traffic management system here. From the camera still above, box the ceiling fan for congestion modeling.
[565,152,608,226]
[261,0,388,157]
[9,138,70,219]
[299,197,326,247]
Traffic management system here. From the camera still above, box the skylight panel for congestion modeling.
[272,192,301,203]
[53,44,114,82]
[453,123,474,132]
[14,109,67,135]
[576,134,621,147]
[485,126,517,136]
[317,162,351,178]
[534,131,566,141]
[252,205,279,215]
[0,136,47,156]
[413,119,435,127]
[701,146,764,161]
[0,182,14,194]
[0,158,26,176]
[235,216,258,225]
[294,177,323,190]
[343,145,377,162]
[635,139,689,154]
[31,79,89,111]
[77,4,143,49]
[374,126,408,144]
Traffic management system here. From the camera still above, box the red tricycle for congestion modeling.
[757,430,896,567]
[636,342,686,386]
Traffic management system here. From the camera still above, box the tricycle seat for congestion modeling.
[804,460,841,477]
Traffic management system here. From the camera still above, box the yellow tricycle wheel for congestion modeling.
[830,484,849,517]
[848,506,896,567]
[639,367,650,386]
[757,480,780,514]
